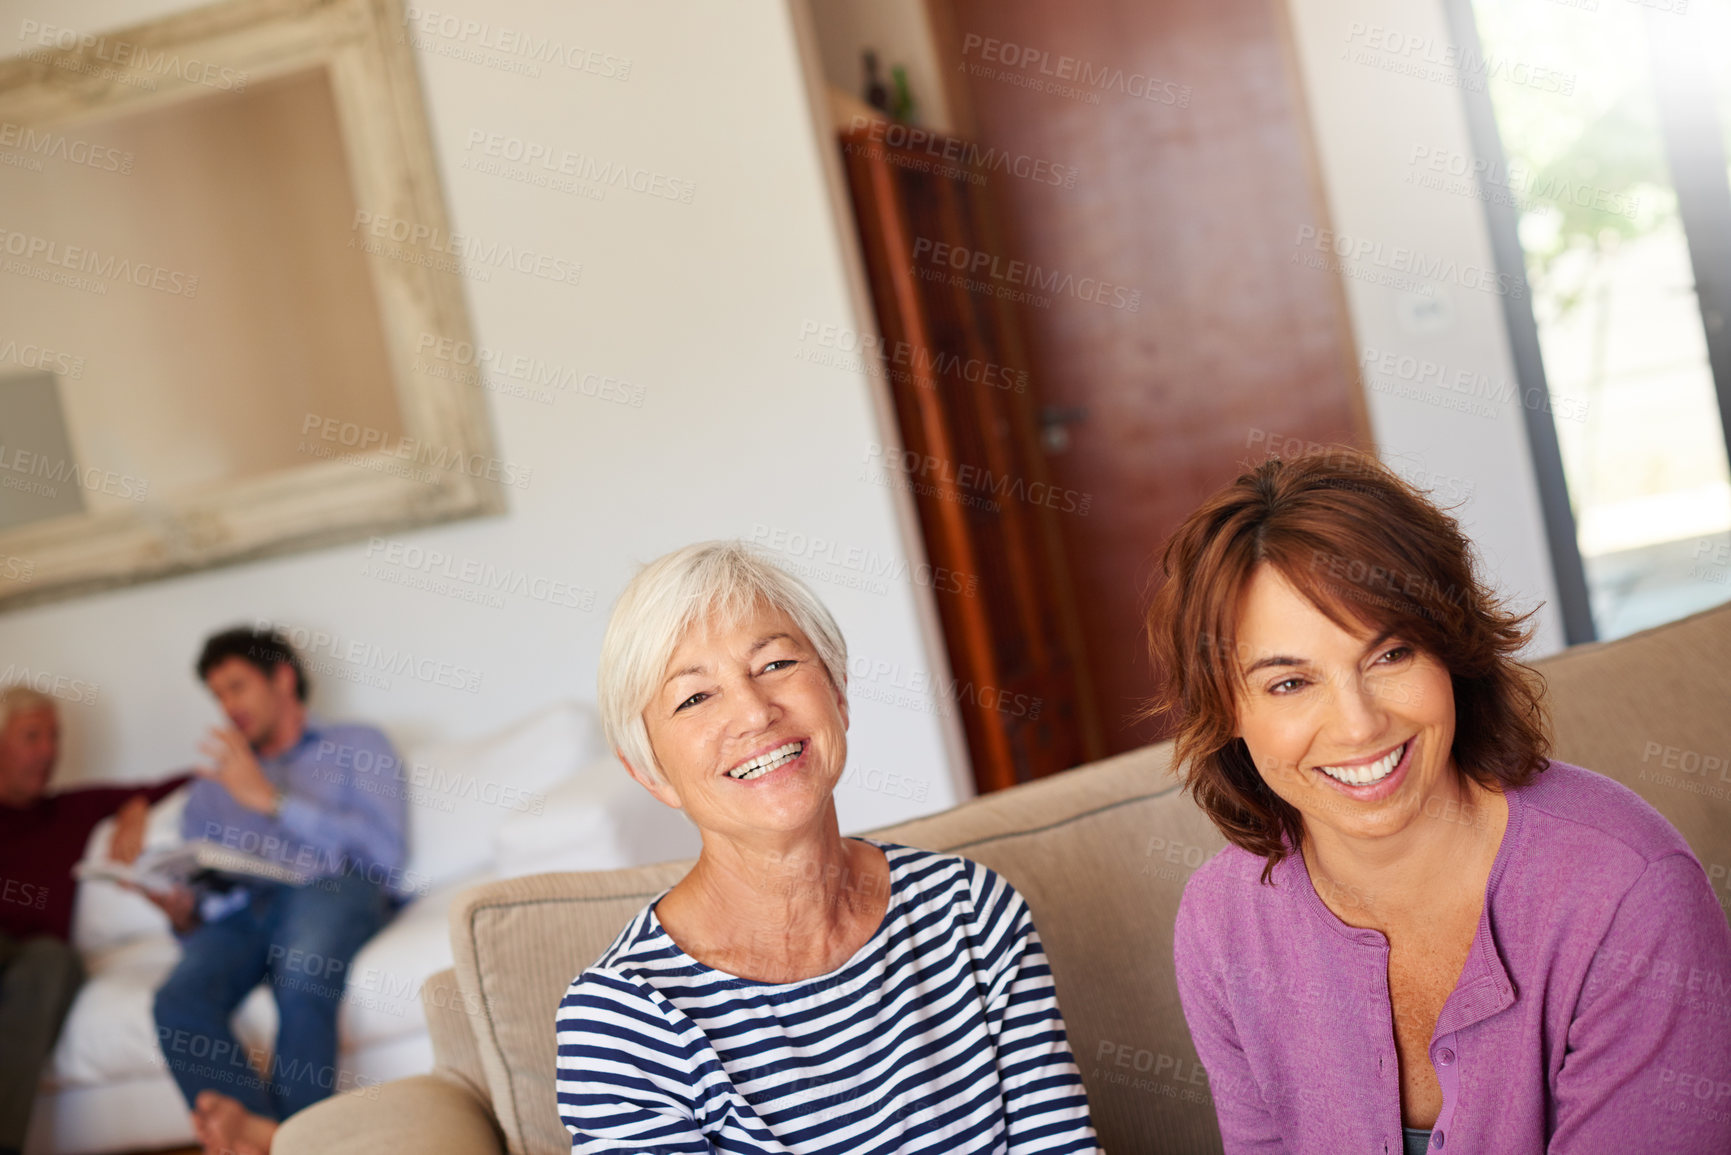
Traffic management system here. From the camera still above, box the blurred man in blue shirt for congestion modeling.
[147,627,409,1155]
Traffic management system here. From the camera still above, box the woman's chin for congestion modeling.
[719,780,838,834]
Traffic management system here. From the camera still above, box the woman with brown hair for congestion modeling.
[1153,449,1730,1155]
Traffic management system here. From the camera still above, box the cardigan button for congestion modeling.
[1435,1046,1455,1066]
[1432,1130,1445,1148]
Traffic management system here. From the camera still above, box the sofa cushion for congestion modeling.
[488,758,699,879]
[274,1072,505,1155]
[879,744,1228,1155]
[47,935,182,1089]
[340,877,477,1049]
[420,968,493,1104]
[449,858,692,1155]
[402,702,601,889]
[1537,602,1731,889]
[47,934,274,1090]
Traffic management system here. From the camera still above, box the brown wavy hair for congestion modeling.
[1146,448,1550,879]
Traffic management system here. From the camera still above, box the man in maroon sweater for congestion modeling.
[0,686,189,1155]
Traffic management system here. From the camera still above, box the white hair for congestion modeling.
[0,684,55,732]
[598,541,848,785]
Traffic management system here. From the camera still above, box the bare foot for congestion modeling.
[191,1090,238,1153]
[235,1109,278,1155]
[192,1090,276,1155]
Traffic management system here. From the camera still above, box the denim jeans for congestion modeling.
[152,871,391,1122]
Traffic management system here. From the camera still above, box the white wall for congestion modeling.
[1283,0,1567,654]
[0,0,971,832]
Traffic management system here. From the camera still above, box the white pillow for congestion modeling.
[70,784,191,956]
[401,700,601,889]
[490,757,700,879]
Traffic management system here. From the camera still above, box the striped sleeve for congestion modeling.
[966,864,1102,1154]
[554,966,711,1154]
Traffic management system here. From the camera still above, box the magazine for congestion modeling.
[75,842,310,893]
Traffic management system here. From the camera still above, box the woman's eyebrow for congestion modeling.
[662,633,794,688]
[663,663,706,687]
[1239,629,1399,676]
[1359,628,1396,656]
[1242,653,1306,676]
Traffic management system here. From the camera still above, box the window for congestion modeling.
[1467,0,1731,639]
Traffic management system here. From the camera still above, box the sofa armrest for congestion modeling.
[422,966,493,1103]
[275,1073,505,1155]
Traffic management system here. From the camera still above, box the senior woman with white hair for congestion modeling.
[554,541,1099,1154]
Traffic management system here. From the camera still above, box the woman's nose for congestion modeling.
[728,676,776,732]
[1329,672,1388,744]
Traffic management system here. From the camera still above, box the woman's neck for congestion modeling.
[658,817,891,982]
[1303,772,1509,933]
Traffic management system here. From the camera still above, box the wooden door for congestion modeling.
[838,122,1103,792]
[928,0,1371,752]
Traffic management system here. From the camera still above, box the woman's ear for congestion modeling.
[619,750,683,811]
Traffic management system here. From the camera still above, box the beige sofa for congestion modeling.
[278,603,1731,1154]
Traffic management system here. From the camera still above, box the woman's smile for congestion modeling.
[723,739,808,782]
[1310,736,1414,798]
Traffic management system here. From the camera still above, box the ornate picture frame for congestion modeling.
[0,0,503,612]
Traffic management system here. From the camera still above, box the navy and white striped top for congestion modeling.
[554,841,1099,1154]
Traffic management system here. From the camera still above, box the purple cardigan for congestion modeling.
[1174,761,1731,1154]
